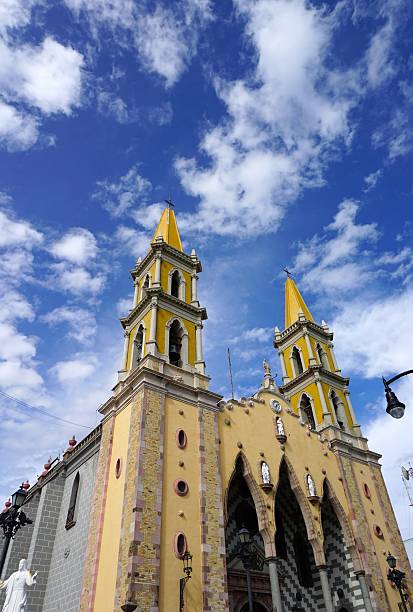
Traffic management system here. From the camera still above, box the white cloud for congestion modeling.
[293,199,379,295]
[0,0,36,34]
[0,100,39,151]
[0,290,34,322]
[0,207,43,249]
[176,0,357,238]
[0,37,83,115]
[50,228,97,264]
[363,169,382,192]
[49,356,97,384]
[63,0,136,30]
[49,263,105,296]
[113,226,150,257]
[231,327,272,345]
[93,165,151,218]
[366,20,396,88]
[116,296,133,316]
[332,286,413,378]
[42,306,97,345]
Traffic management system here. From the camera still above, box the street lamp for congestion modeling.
[0,483,33,574]
[382,370,413,419]
[179,551,192,611]
[238,528,254,612]
[386,552,408,612]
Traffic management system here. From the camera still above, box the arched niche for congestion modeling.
[165,317,188,368]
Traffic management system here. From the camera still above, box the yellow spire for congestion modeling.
[284,276,314,328]
[152,206,183,252]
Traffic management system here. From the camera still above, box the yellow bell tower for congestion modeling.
[274,274,361,435]
[117,203,206,381]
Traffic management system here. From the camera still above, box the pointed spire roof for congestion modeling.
[284,276,314,328]
[152,205,183,252]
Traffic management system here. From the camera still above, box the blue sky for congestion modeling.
[1,0,413,537]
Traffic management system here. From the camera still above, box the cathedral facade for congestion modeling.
[1,207,411,611]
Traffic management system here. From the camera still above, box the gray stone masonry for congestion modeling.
[42,451,99,612]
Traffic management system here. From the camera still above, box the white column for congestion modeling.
[318,566,334,612]
[278,351,290,384]
[191,274,198,304]
[328,342,341,373]
[133,280,139,307]
[344,389,361,435]
[121,331,130,370]
[146,298,158,355]
[304,330,317,366]
[195,322,205,374]
[355,571,373,612]
[316,379,332,426]
[153,255,161,288]
[268,558,283,611]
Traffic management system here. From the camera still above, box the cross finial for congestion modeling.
[283,267,292,278]
[165,198,174,208]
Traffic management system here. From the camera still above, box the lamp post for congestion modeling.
[386,552,409,612]
[382,370,413,419]
[238,528,254,612]
[0,484,32,575]
[179,551,192,611]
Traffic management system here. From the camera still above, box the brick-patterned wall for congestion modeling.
[22,473,66,611]
[0,490,41,607]
[199,408,229,611]
[79,416,115,611]
[338,455,390,611]
[42,451,99,612]
[116,387,165,609]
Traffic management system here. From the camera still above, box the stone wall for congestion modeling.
[42,451,99,612]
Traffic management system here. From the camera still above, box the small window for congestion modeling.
[174,532,188,559]
[169,320,183,367]
[292,347,304,376]
[363,483,371,499]
[171,270,180,298]
[65,472,80,529]
[176,429,187,449]
[115,458,122,479]
[174,479,189,496]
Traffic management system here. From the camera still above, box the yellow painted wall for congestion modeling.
[94,404,132,611]
[283,336,309,380]
[159,397,202,611]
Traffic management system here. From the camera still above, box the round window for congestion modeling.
[174,532,188,559]
[174,479,189,496]
[176,429,187,449]
[373,524,384,539]
[115,458,122,479]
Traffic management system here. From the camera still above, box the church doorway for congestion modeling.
[225,456,272,612]
[274,461,321,610]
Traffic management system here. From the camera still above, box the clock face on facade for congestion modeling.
[270,400,282,413]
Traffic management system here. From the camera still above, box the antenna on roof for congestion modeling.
[227,347,235,400]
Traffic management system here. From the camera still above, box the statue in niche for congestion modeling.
[276,417,285,436]
[306,474,316,497]
[0,559,37,612]
[261,461,271,484]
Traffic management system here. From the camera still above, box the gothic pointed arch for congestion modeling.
[321,478,359,565]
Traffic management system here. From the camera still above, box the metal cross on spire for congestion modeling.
[283,267,293,278]
[165,198,174,208]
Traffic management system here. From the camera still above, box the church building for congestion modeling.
[0,206,411,611]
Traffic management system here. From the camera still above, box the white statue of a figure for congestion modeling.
[306,474,316,497]
[261,462,271,484]
[276,417,285,436]
[0,559,37,612]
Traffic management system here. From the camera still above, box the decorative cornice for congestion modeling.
[279,365,349,394]
[274,319,333,347]
[130,241,200,280]
[120,287,207,328]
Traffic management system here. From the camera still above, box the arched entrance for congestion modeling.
[274,461,321,610]
[321,483,358,610]
[225,456,272,612]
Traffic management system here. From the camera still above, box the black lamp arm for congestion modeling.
[383,370,413,387]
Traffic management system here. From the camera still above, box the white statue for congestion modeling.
[261,462,271,484]
[276,417,285,436]
[263,359,271,376]
[306,474,316,497]
[0,559,37,612]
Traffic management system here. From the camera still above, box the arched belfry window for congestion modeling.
[331,390,346,430]
[171,270,180,298]
[65,472,80,529]
[317,343,329,370]
[291,346,304,376]
[132,324,144,368]
[169,319,184,367]
[300,394,316,430]
[141,274,150,300]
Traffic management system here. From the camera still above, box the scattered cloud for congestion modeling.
[49,356,97,384]
[48,262,105,296]
[113,226,150,257]
[0,206,43,248]
[363,169,382,192]
[49,228,97,265]
[93,165,151,218]
[231,326,272,345]
[42,306,97,345]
